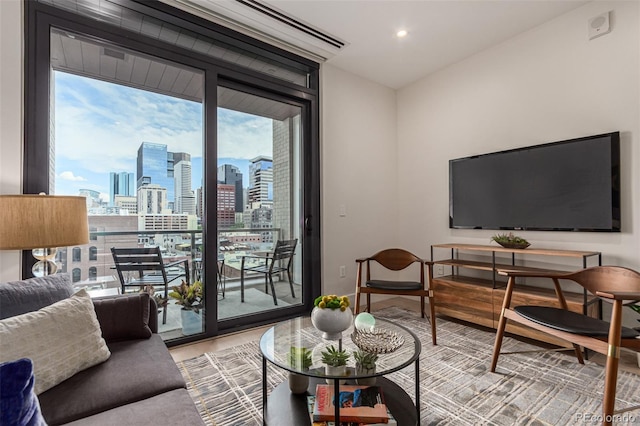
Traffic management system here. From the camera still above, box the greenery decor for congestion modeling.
[314,294,350,311]
[288,347,313,370]
[491,232,530,249]
[353,350,378,370]
[169,280,203,313]
[320,345,349,367]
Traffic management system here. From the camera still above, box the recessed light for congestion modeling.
[396,30,408,38]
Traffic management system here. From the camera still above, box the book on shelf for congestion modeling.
[307,395,397,426]
[312,384,390,424]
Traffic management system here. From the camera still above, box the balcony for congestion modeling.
[61,227,302,341]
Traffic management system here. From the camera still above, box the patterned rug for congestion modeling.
[176,307,640,425]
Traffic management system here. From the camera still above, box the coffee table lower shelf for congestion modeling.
[264,376,418,426]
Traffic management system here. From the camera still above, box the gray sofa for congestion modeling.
[0,274,204,425]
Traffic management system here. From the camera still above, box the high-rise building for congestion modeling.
[109,172,134,206]
[247,156,273,208]
[217,184,235,228]
[173,152,195,215]
[217,164,244,212]
[136,142,175,211]
[137,184,168,215]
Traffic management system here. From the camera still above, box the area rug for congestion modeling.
[176,307,640,425]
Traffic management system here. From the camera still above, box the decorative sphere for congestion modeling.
[311,306,353,340]
[354,313,376,331]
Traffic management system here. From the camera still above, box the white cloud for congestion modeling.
[58,171,86,181]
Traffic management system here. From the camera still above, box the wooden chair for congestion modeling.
[354,248,437,345]
[240,239,297,305]
[111,247,190,324]
[491,266,640,425]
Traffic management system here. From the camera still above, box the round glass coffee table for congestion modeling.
[260,316,421,425]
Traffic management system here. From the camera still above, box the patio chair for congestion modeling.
[240,239,298,305]
[111,247,190,324]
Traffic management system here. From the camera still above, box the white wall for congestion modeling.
[0,0,23,282]
[397,1,640,270]
[320,65,398,297]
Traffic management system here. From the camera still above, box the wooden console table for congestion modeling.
[430,243,601,346]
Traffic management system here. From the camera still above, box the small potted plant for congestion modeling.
[321,345,349,384]
[287,346,312,394]
[169,280,203,335]
[353,350,378,385]
[491,232,530,249]
[311,295,353,340]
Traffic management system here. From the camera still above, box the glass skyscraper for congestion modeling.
[137,142,175,211]
[217,164,244,212]
[109,171,134,206]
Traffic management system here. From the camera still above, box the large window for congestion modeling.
[25,0,320,345]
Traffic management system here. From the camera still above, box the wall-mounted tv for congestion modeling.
[449,132,620,232]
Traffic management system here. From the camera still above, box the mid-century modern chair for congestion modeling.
[491,266,640,425]
[240,238,298,305]
[111,246,190,324]
[354,248,437,345]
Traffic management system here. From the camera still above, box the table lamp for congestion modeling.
[0,194,89,277]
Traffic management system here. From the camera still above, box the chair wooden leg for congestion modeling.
[354,289,361,314]
[602,300,623,425]
[491,276,516,372]
[420,296,425,318]
[366,293,371,313]
[268,275,278,305]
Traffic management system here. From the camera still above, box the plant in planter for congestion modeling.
[169,280,203,335]
[311,295,353,340]
[491,232,530,249]
[353,350,378,385]
[287,346,313,394]
[321,345,349,384]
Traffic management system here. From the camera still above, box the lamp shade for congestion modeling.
[0,194,89,250]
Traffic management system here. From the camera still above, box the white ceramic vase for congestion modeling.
[355,366,377,386]
[288,372,309,394]
[311,307,353,340]
[325,365,347,385]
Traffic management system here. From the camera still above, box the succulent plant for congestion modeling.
[320,345,349,367]
[288,346,312,370]
[353,350,378,370]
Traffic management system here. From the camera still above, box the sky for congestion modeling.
[54,71,272,200]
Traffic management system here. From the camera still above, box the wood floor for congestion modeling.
[169,297,640,375]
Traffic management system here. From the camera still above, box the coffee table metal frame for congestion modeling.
[260,316,421,425]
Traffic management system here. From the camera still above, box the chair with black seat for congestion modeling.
[354,248,437,345]
[240,239,297,305]
[490,266,640,425]
[110,247,190,324]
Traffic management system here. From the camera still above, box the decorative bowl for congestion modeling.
[497,241,530,249]
[311,306,353,340]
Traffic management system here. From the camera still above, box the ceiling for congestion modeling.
[174,0,589,89]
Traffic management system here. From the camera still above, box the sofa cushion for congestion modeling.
[0,274,73,320]
[0,289,110,395]
[0,358,47,426]
[63,388,205,426]
[92,292,152,342]
[38,334,187,425]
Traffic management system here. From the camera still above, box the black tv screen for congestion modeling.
[449,132,620,232]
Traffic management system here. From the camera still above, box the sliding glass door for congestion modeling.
[216,84,304,321]
[25,0,320,345]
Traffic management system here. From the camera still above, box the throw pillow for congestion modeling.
[0,274,74,320]
[0,289,111,395]
[0,358,46,426]
[92,292,152,341]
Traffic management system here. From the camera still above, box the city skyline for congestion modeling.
[54,71,272,202]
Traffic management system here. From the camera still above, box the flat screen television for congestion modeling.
[449,132,620,232]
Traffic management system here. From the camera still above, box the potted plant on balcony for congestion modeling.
[321,345,349,385]
[169,280,203,335]
[287,346,312,394]
[353,350,378,385]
